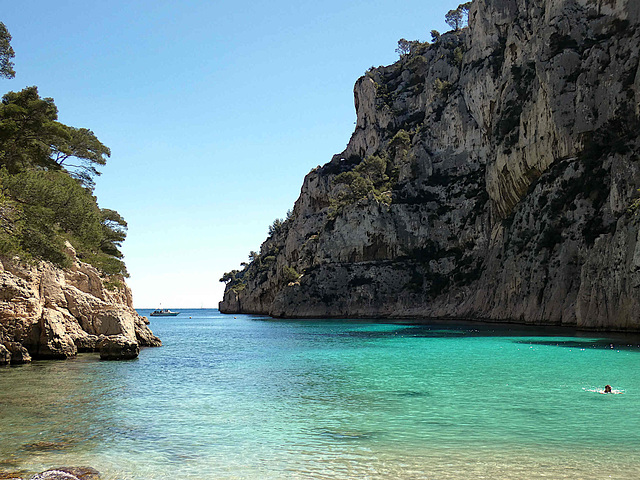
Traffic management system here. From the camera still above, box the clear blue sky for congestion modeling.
[3,0,458,308]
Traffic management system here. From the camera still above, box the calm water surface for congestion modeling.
[1,309,639,479]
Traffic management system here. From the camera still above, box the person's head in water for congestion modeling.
[604,385,612,393]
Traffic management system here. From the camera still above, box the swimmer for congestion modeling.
[599,384,623,394]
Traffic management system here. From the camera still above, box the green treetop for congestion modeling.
[0,22,15,79]
[0,87,110,188]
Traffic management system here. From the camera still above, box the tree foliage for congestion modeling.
[0,85,127,276]
[0,87,110,188]
[445,2,472,31]
[219,268,247,293]
[99,208,127,259]
[268,218,284,236]
[459,2,472,21]
[396,38,422,58]
[0,23,15,79]
[396,39,411,57]
[0,168,128,275]
[445,9,463,31]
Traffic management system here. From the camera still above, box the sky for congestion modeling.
[2,0,459,308]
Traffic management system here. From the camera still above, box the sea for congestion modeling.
[1,308,639,479]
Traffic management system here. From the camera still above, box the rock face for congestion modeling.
[0,245,160,364]
[220,0,640,331]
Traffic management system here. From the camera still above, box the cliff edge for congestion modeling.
[0,243,160,365]
[220,0,640,331]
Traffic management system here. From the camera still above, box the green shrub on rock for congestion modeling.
[329,154,398,217]
[282,265,301,283]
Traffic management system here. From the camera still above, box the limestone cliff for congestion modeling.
[0,244,160,364]
[220,0,640,331]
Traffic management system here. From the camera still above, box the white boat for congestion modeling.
[150,309,180,317]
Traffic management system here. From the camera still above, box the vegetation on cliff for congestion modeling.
[0,23,128,277]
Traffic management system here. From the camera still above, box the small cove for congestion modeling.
[1,309,639,479]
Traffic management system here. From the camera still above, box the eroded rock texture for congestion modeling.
[0,245,160,364]
[221,0,640,331]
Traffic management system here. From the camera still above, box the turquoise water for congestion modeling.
[1,309,640,479]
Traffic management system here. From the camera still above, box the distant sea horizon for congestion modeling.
[1,309,639,479]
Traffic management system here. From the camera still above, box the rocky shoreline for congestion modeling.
[0,243,161,365]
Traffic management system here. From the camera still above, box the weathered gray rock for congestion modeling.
[98,334,139,361]
[220,0,640,331]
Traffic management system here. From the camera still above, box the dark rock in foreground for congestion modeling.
[0,467,100,480]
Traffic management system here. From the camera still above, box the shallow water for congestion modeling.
[1,309,639,479]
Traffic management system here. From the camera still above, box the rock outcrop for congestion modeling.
[0,244,160,364]
[220,0,640,331]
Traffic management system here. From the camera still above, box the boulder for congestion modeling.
[72,334,100,353]
[3,466,100,480]
[98,335,139,360]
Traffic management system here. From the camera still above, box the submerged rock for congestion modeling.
[28,471,77,480]
[21,441,72,453]
[0,466,100,480]
[28,467,100,480]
